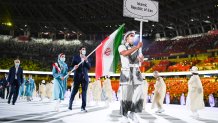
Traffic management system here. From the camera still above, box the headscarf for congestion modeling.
[153,71,160,77]
[58,53,67,69]
[190,66,198,74]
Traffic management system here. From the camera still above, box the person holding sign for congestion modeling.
[118,31,144,123]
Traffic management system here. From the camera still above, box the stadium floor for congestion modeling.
[0,98,218,123]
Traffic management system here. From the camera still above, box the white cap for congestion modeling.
[190,66,198,73]
[153,71,160,77]
[122,31,136,44]
[42,80,45,83]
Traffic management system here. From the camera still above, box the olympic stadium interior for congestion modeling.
[1,0,218,106]
[0,0,217,38]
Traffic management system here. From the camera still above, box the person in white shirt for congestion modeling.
[118,31,144,123]
[87,81,93,104]
[165,92,170,104]
[46,81,53,100]
[151,71,166,113]
[92,78,102,105]
[180,93,186,105]
[102,75,113,103]
[186,66,204,119]
[208,94,215,107]
[39,80,47,101]
[142,75,148,111]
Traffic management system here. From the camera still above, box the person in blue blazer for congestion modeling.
[7,59,23,105]
[68,46,91,112]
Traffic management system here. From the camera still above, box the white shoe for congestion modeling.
[155,109,165,113]
[54,102,60,112]
[105,101,109,106]
[120,116,130,123]
[191,112,199,119]
[127,111,140,123]
[54,105,59,112]
[81,108,88,113]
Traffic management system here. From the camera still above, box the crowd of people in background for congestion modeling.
[0,35,97,70]
[0,33,218,122]
[144,35,218,57]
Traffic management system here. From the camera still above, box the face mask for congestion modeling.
[60,57,66,62]
[15,63,20,67]
[128,39,134,45]
[127,35,134,44]
[81,50,86,55]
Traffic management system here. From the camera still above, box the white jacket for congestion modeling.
[151,77,166,109]
[186,75,204,111]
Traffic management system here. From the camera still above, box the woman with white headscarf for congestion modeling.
[165,92,170,104]
[151,71,166,113]
[209,94,215,107]
[186,66,204,118]
[46,81,53,100]
[87,82,93,103]
[180,93,186,105]
[142,75,148,111]
[92,78,102,105]
[102,75,113,102]
[39,80,47,101]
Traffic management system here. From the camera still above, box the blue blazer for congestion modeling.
[7,66,23,86]
[72,55,91,83]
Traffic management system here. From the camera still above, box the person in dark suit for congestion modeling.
[7,59,23,105]
[0,78,3,99]
[69,46,91,112]
[0,73,9,99]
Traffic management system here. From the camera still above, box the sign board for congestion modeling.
[123,0,159,22]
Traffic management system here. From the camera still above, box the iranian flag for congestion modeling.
[95,24,125,79]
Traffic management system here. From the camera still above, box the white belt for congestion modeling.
[129,64,139,68]
[121,64,139,71]
[121,68,130,71]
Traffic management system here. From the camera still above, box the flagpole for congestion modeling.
[64,43,103,78]
[139,20,143,55]
[134,19,148,66]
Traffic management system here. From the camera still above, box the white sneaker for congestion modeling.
[81,108,88,113]
[54,106,59,112]
[120,116,130,123]
[191,112,199,119]
[54,102,60,112]
[127,111,140,123]
[155,109,165,113]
